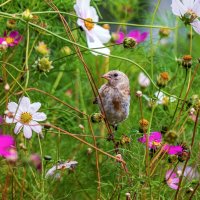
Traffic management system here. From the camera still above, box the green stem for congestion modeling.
[25,23,30,89]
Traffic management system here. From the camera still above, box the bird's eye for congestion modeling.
[113,73,118,77]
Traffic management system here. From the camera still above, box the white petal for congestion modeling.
[191,19,200,34]
[87,6,99,22]
[86,32,110,56]
[29,102,41,114]
[7,102,18,113]
[171,0,187,16]
[29,121,42,133]
[32,112,47,121]
[5,116,17,124]
[18,97,31,112]
[14,122,23,134]
[23,125,32,139]
[192,1,200,17]
[74,0,91,19]
[92,25,111,44]
[183,0,195,9]
[154,91,164,101]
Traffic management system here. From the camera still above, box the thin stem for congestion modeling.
[25,23,30,89]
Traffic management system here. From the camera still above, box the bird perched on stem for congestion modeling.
[94,70,130,130]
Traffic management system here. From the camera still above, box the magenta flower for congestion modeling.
[138,132,162,149]
[163,144,183,155]
[0,135,15,157]
[166,170,179,190]
[138,132,183,155]
[116,30,148,44]
[0,31,22,47]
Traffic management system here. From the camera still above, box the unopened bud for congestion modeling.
[136,90,143,97]
[6,19,16,29]
[102,24,110,30]
[164,130,178,144]
[182,55,192,69]
[139,118,149,133]
[87,148,92,155]
[91,113,103,123]
[126,192,131,200]
[159,28,171,38]
[123,37,137,48]
[4,83,10,91]
[22,9,33,21]
[60,46,71,56]
[44,155,52,161]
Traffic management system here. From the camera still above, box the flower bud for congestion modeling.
[121,135,131,144]
[111,33,119,43]
[87,148,92,155]
[139,118,149,133]
[182,55,192,69]
[36,57,53,72]
[35,41,50,55]
[91,113,103,123]
[138,72,150,88]
[6,19,16,29]
[0,77,3,83]
[22,9,33,21]
[164,130,178,144]
[136,90,143,97]
[60,46,71,56]
[4,83,10,91]
[126,192,131,200]
[159,28,171,38]
[102,24,110,30]
[123,37,137,48]
[157,72,170,88]
[44,155,52,161]
[0,41,8,51]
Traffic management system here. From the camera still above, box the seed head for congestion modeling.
[123,37,137,48]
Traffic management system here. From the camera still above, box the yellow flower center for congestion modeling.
[5,37,14,44]
[84,18,94,30]
[20,112,32,124]
[152,141,161,147]
[187,10,198,22]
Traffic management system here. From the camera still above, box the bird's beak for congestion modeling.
[101,73,111,80]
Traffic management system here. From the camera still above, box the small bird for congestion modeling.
[94,70,130,130]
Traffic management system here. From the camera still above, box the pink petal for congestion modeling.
[115,32,125,44]
[9,31,19,38]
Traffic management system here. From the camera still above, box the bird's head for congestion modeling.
[102,70,129,88]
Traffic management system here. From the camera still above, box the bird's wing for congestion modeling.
[93,84,107,104]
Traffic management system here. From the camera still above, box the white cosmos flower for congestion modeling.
[5,97,47,139]
[143,91,176,105]
[74,0,111,56]
[45,161,78,178]
[138,72,150,88]
[171,0,200,34]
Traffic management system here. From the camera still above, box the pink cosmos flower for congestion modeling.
[116,30,148,44]
[166,170,179,190]
[0,134,15,158]
[0,31,22,47]
[138,132,183,155]
[138,132,162,149]
[163,144,183,155]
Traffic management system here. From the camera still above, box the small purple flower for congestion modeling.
[163,144,183,155]
[0,134,15,157]
[0,31,22,47]
[138,132,162,149]
[166,170,179,190]
[30,154,42,172]
[116,30,148,44]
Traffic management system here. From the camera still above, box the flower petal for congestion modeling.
[23,125,32,139]
[115,32,125,44]
[171,0,187,16]
[92,25,111,44]
[32,112,47,121]
[5,116,17,124]
[18,97,31,112]
[172,177,180,184]
[7,102,18,113]
[9,31,19,38]
[191,19,200,34]
[170,183,179,190]
[14,122,23,134]
[86,32,110,56]
[29,121,42,133]
[29,102,41,114]
[192,0,200,17]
